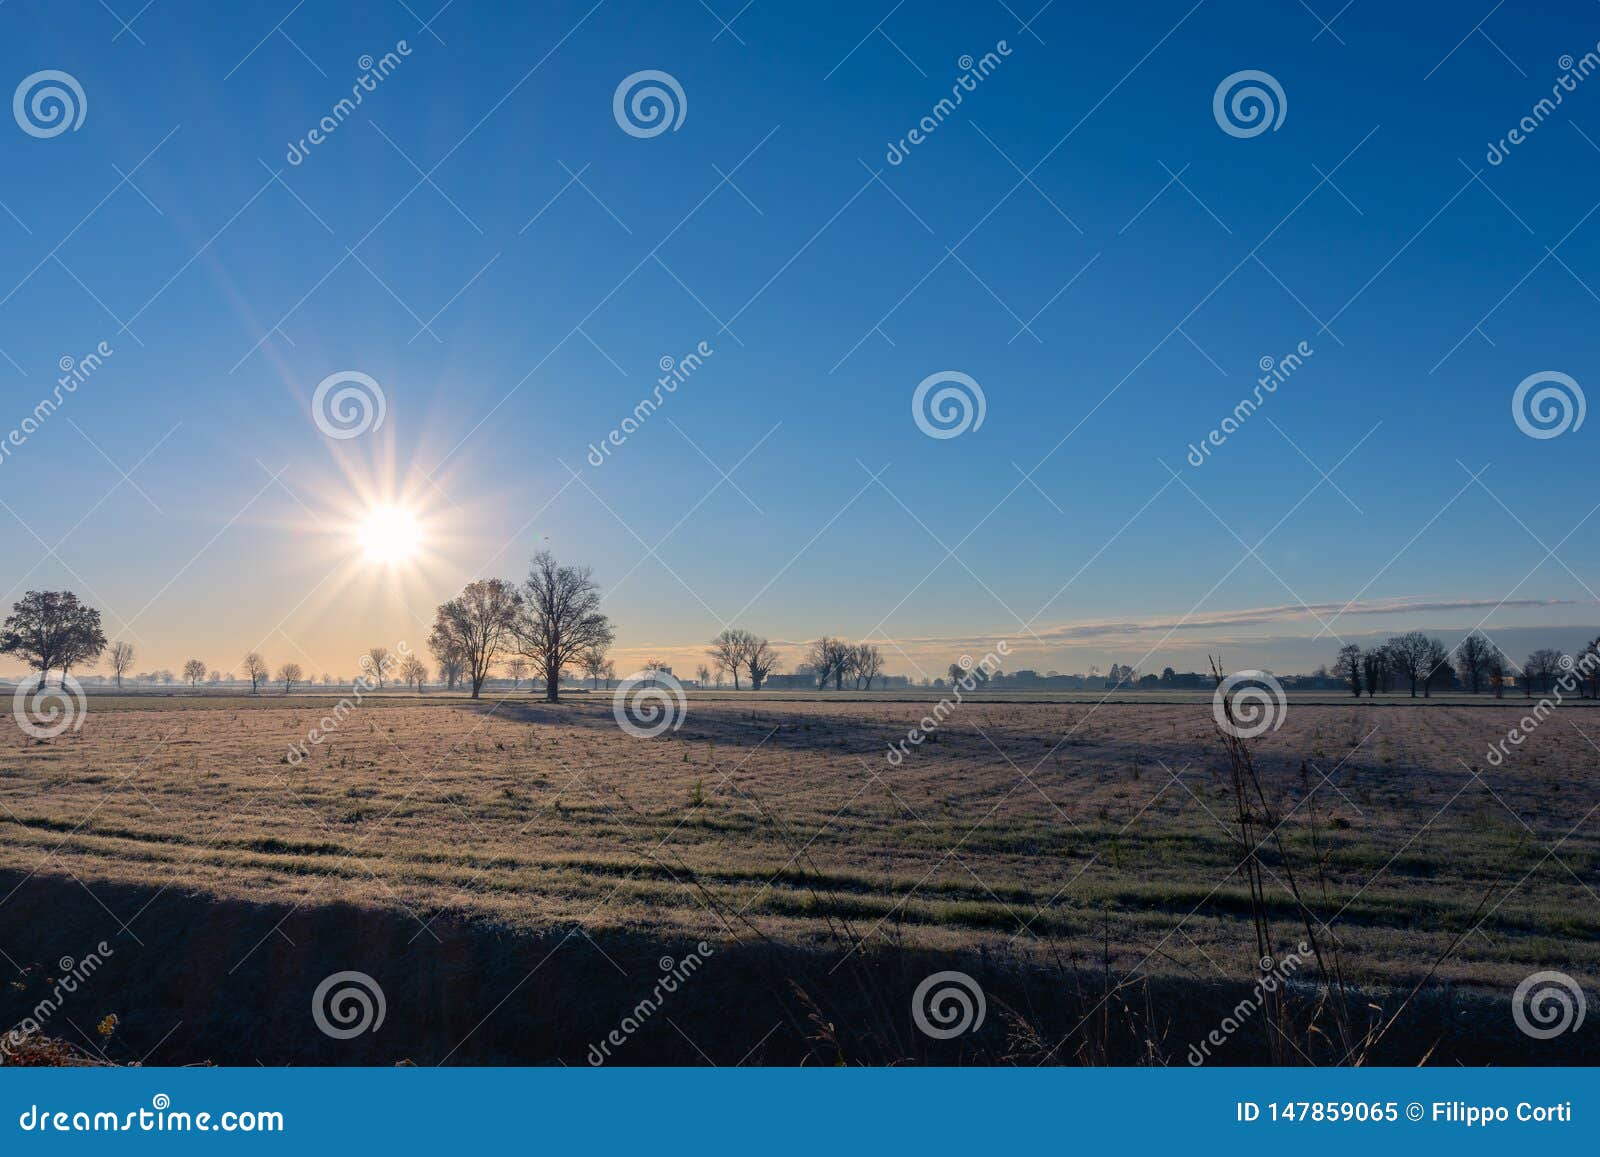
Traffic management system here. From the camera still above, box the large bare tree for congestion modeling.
[182,659,207,687]
[432,579,523,698]
[515,552,614,703]
[1454,633,1497,694]
[807,637,849,689]
[707,629,751,690]
[1388,631,1451,698]
[1523,648,1565,696]
[850,643,883,690]
[277,662,302,693]
[745,638,780,690]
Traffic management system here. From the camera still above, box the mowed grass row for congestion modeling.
[1,698,1595,988]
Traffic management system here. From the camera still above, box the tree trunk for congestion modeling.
[545,663,560,702]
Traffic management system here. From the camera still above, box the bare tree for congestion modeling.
[207,669,222,685]
[182,659,207,687]
[400,654,428,692]
[1333,644,1363,697]
[243,652,269,695]
[506,657,529,690]
[514,551,615,703]
[581,646,612,689]
[277,662,302,694]
[432,579,523,698]
[1361,647,1387,697]
[807,637,849,689]
[707,629,751,690]
[1454,633,1497,694]
[365,646,391,689]
[695,663,712,689]
[107,640,135,689]
[1524,648,1565,696]
[850,643,883,690]
[745,638,781,691]
[1418,637,1453,697]
[1385,631,1444,698]
[429,623,464,690]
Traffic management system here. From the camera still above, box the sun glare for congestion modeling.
[357,505,423,565]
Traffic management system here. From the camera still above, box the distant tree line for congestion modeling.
[10,580,1599,706]
[1331,631,1600,698]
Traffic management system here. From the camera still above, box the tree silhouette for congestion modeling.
[514,552,614,704]
[107,641,135,690]
[432,579,523,698]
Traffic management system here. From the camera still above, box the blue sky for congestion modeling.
[1,0,1597,680]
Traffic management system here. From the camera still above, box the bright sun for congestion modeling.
[357,505,423,565]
